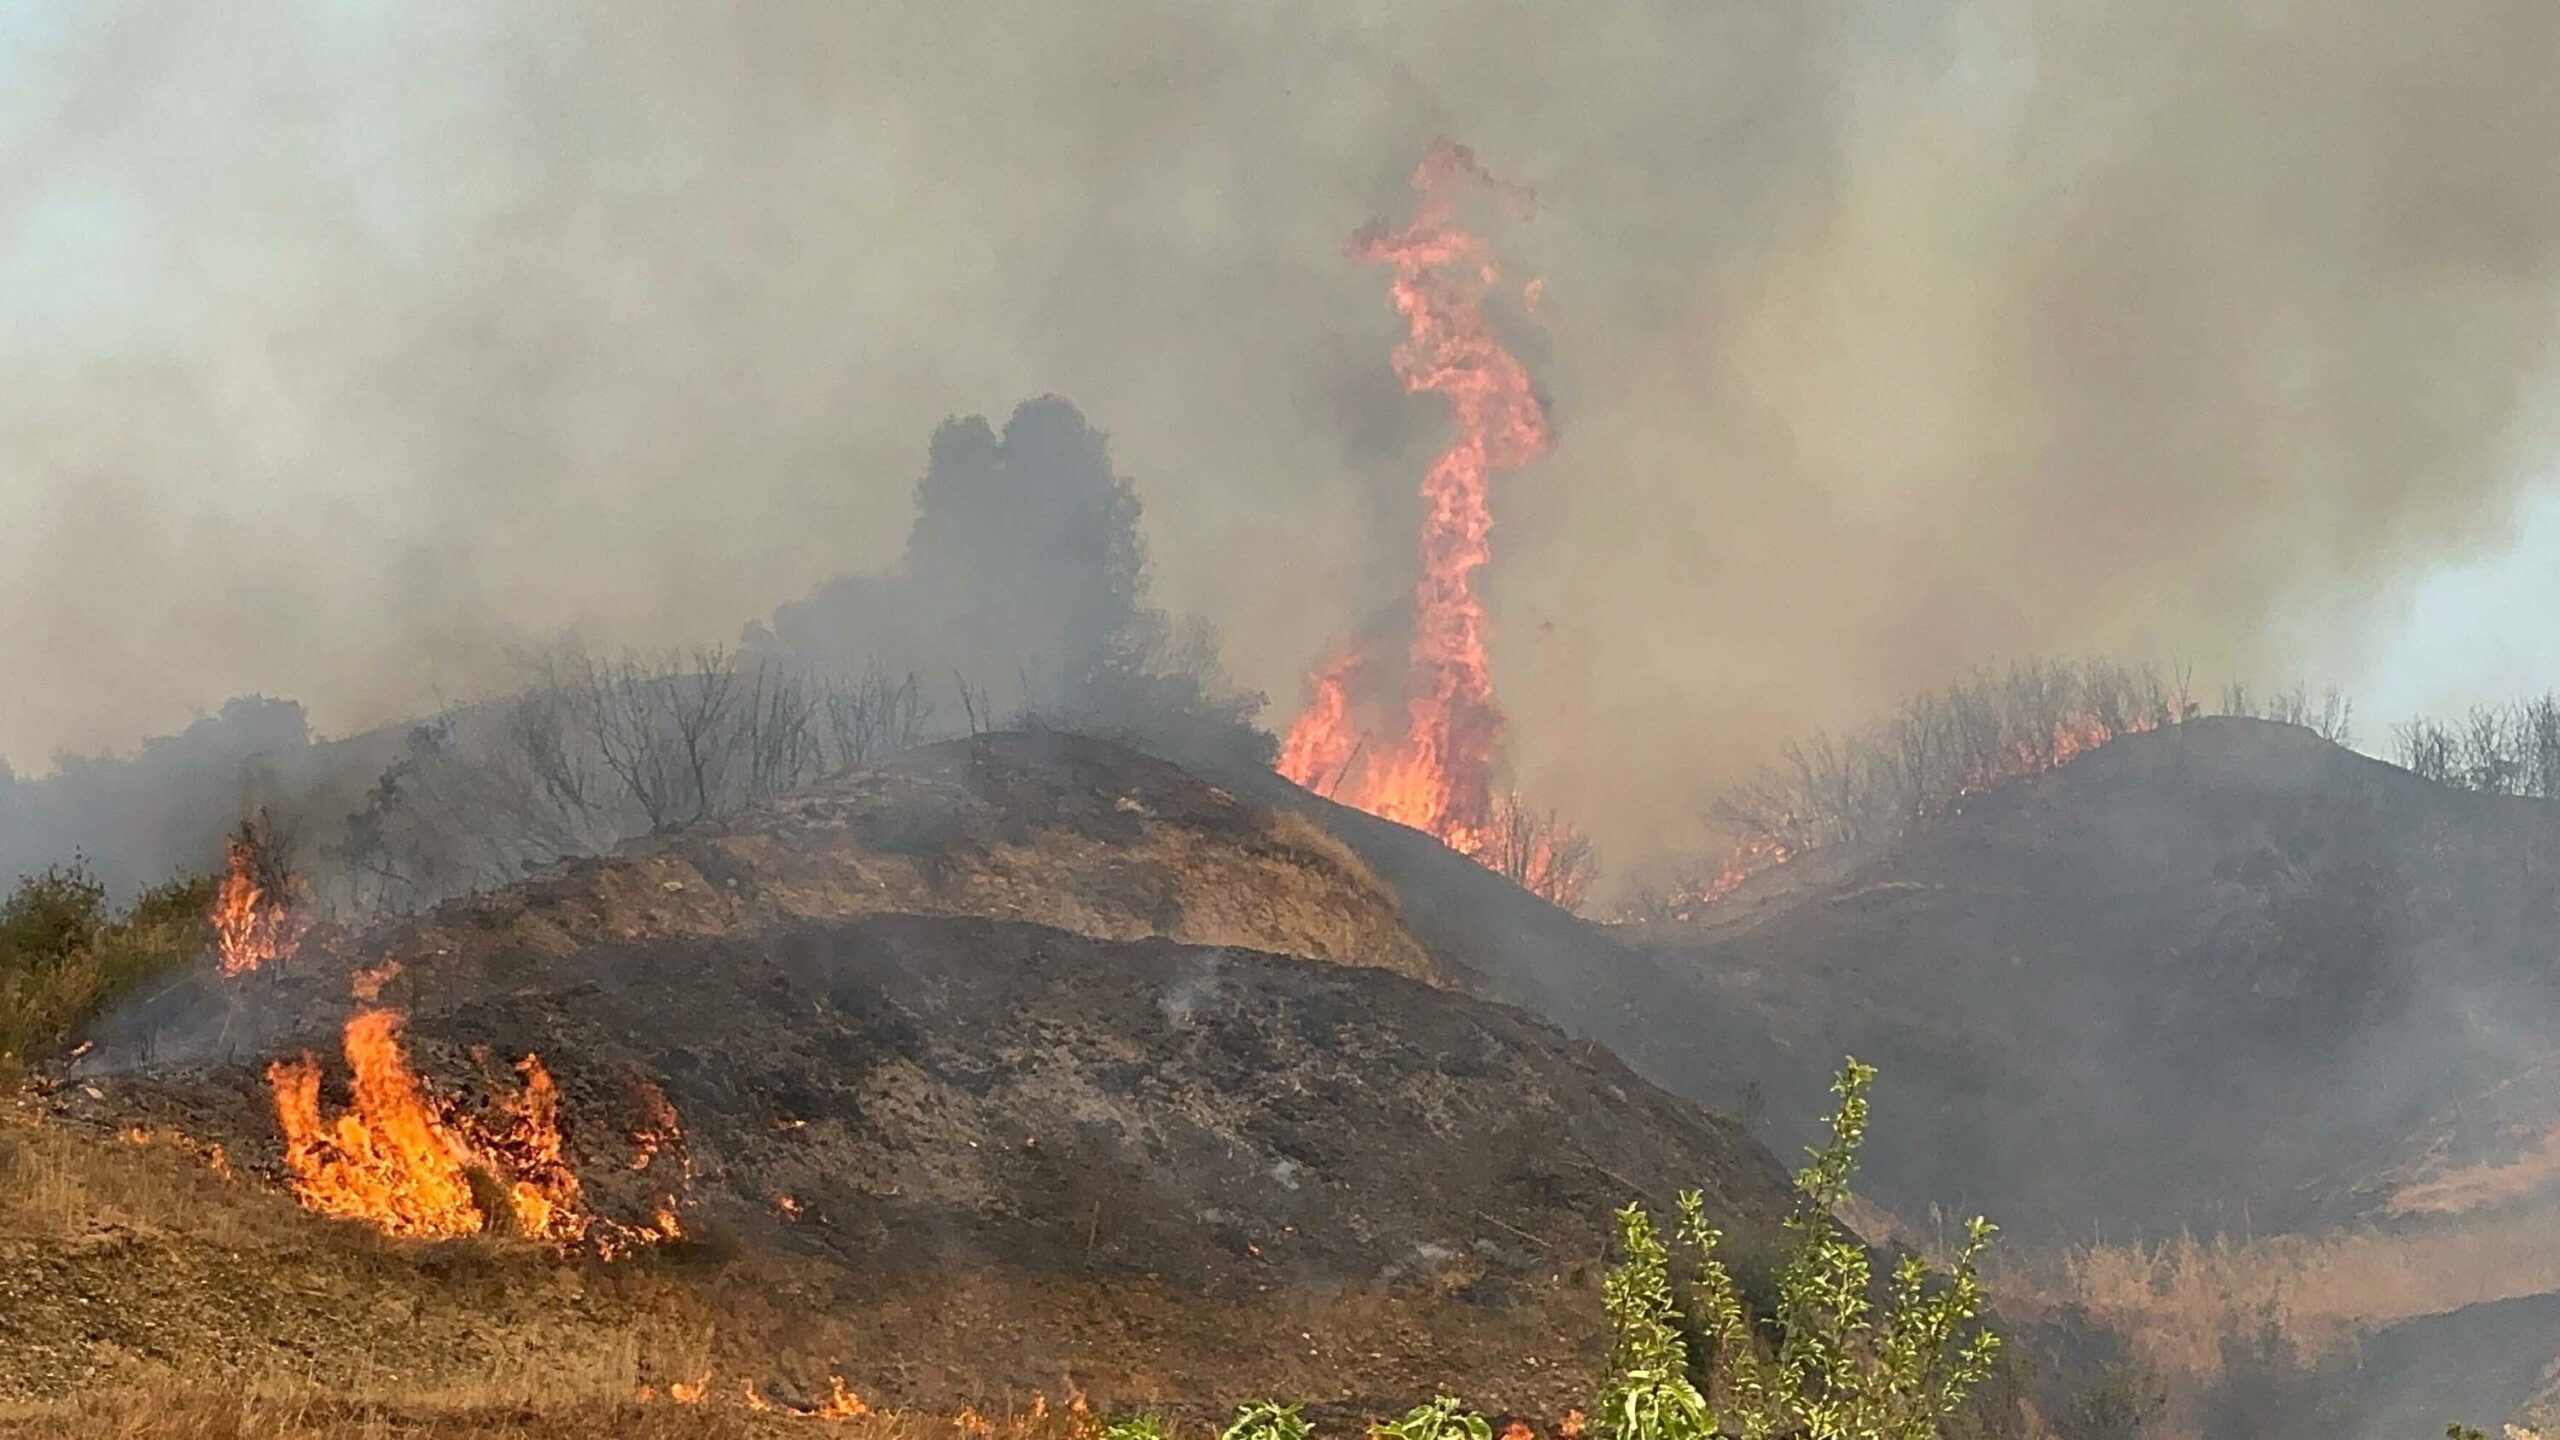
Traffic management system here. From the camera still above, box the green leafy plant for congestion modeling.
[1371,1397,1494,1440]
[1222,1402,1315,1440]
[1596,1058,2002,1440]
[1104,1415,1174,1440]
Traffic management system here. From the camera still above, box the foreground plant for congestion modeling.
[1224,1403,1315,1440]
[1371,1398,1495,1440]
[1597,1059,2001,1440]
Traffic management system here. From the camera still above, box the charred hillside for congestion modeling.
[32,731,1797,1410]
[1629,716,2560,1239]
[1207,760,1762,1108]
[75,915,1789,1306]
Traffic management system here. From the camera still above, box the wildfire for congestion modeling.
[212,820,307,976]
[266,1005,682,1252]
[627,1073,687,1175]
[646,1372,871,1421]
[1279,139,1550,858]
[1689,836,1796,911]
[1675,706,2168,915]
[267,1008,485,1239]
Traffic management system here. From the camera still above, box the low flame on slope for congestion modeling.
[645,1371,870,1420]
[266,1005,683,1252]
[266,1008,484,1239]
[1674,708,2168,916]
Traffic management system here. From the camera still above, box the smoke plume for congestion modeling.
[4,0,2559,876]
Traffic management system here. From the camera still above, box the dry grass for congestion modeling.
[0,1102,296,1247]
[0,1385,1101,1439]
[1993,1208,2560,1382]
[0,1100,732,1408]
[0,1099,1613,1419]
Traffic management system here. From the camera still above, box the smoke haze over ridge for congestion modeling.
[5,0,2560,871]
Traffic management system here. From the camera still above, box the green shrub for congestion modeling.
[1223,1403,1315,1440]
[1104,1415,1174,1440]
[0,864,108,967]
[1596,1059,2001,1440]
[1371,1398,1493,1440]
[0,863,211,1066]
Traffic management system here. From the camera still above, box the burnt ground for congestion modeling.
[4,724,2238,1424]
[345,729,1443,992]
[66,915,1790,1309]
[17,731,1802,1413]
[1205,761,1759,1111]
[1301,716,2560,1245]
[1223,721,2560,1430]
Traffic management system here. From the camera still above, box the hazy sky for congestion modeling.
[5,0,2559,872]
[2354,478,2560,725]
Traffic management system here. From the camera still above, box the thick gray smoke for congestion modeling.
[4,0,2558,875]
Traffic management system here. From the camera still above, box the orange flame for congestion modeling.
[266,1008,483,1239]
[1688,836,1796,911]
[1675,708,2167,915]
[1280,140,1550,857]
[265,1007,678,1251]
[651,1371,871,1421]
[627,1073,687,1176]
[212,827,307,976]
[814,1377,871,1420]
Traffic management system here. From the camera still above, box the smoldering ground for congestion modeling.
[4,0,2560,875]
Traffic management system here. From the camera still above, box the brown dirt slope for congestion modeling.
[344,730,1443,991]
[0,1088,1654,1421]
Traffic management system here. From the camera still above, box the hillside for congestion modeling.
[1204,762,1761,1108]
[1608,717,2560,1241]
[1227,716,2560,1433]
[13,733,1799,1420]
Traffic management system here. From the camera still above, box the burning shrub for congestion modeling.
[212,811,307,975]
[1276,142,1560,884]
[1710,658,2190,859]
[1476,793,1598,912]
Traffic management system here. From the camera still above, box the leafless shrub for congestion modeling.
[821,668,928,771]
[2254,683,2355,746]
[2394,694,2560,797]
[1712,659,2182,855]
[334,642,949,912]
[1710,662,2376,871]
[1476,793,1597,912]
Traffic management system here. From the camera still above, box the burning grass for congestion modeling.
[256,992,687,1251]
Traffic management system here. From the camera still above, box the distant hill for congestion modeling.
[1623,717,2560,1240]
